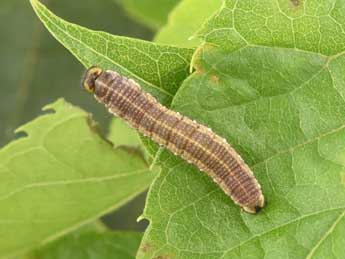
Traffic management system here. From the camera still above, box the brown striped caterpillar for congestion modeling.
[82,66,265,213]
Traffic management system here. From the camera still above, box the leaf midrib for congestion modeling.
[0,113,151,204]
[0,165,149,202]
[152,26,345,258]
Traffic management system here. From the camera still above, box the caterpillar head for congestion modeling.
[82,66,103,93]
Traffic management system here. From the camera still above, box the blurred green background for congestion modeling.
[0,0,179,231]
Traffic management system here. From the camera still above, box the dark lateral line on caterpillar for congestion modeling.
[82,66,265,213]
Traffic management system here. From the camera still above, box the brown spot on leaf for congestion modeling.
[290,0,301,7]
[191,44,215,75]
[192,50,205,75]
[154,255,172,259]
[209,74,220,85]
[140,242,153,253]
[341,174,345,187]
[153,251,176,259]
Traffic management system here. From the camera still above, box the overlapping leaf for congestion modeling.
[0,99,158,258]
[154,0,223,48]
[139,1,345,258]
[33,229,142,259]
[118,0,180,30]
[0,0,152,147]
[30,0,193,106]
[108,118,150,161]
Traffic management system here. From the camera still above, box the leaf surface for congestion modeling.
[33,230,142,259]
[0,0,152,147]
[119,0,180,30]
[108,118,150,162]
[139,1,345,258]
[30,0,195,158]
[154,0,223,48]
[0,99,158,258]
[30,0,194,106]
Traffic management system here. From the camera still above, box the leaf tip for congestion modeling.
[29,0,39,11]
[136,214,145,223]
[42,98,67,112]
[14,125,26,136]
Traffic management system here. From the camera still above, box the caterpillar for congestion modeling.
[82,66,265,213]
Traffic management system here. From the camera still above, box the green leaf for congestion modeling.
[118,0,181,30]
[108,118,143,149]
[30,0,194,106]
[0,99,158,258]
[108,118,150,161]
[30,0,194,158]
[32,230,142,259]
[0,0,152,147]
[154,0,223,48]
[139,1,345,258]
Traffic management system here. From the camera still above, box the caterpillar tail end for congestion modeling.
[242,194,265,214]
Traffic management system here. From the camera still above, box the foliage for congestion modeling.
[0,0,152,147]
[1,0,345,258]
[32,224,142,259]
[0,99,158,258]
[154,0,223,47]
[140,1,345,258]
[118,0,181,30]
